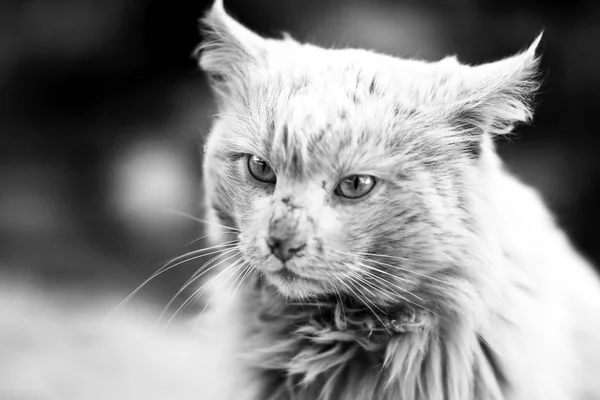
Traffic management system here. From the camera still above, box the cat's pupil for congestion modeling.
[353,177,360,191]
[247,154,276,184]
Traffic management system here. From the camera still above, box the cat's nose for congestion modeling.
[266,237,306,262]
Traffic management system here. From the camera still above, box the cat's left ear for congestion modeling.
[195,0,269,103]
[448,34,542,145]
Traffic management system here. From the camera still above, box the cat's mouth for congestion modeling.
[273,268,299,281]
[264,267,325,298]
[270,267,320,284]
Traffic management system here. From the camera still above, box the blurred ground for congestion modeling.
[0,0,599,308]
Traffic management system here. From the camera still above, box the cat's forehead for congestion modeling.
[252,48,443,179]
[274,59,395,138]
[270,47,454,106]
[266,71,398,179]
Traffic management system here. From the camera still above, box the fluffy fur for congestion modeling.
[197,1,600,399]
[1,3,599,400]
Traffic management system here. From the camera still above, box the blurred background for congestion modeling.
[0,0,599,307]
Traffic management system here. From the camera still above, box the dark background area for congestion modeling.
[0,0,598,304]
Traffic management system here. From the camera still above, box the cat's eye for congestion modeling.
[335,175,376,199]
[247,155,276,184]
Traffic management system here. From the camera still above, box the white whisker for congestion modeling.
[107,242,238,318]
[161,208,240,232]
[345,267,404,304]
[349,261,424,301]
[164,240,239,271]
[344,261,440,317]
[157,248,242,324]
[180,246,240,289]
[185,231,239,247]
[356,254,455,286]
[163,256,245,329]
[228,262,254,303]
[345,276,387,316]
[337,277,390,334]
[199,260,249,318]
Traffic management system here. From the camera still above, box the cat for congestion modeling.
[1,1,600,400]
[195,1,600,399]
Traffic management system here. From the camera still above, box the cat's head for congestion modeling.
[198,1,540,311]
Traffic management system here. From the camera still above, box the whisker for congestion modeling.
[354,251,410,261]
[157,248,242,324]
[343,258,423,300]
[350,261,424,301]
[228,262,254,303]
[161,208,240,232]
[185,231,239,247]
[287,301,333,308]
[312,293,323,317]
[163,256,245,329]
[197,259,249,318]
[333,286,345,318]
[337,277,390,334]
[356,254,455,286]
[179,246,240,289]
[222,262,251,303]
[191,261,255,330]
[345,276,387,315]
[327,248,414,286]
[359,268,439,317]
[163,240,239,270]
[107,242,238,318]
[161,244,238,274]
[345,273,380,302]
[344,267,404,304]
[345,261,440,317]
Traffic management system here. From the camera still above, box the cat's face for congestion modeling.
[205,66,461,301]
[200,2,539,305]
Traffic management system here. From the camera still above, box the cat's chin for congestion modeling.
[263,269,326,299]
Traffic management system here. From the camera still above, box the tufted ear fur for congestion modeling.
[196,0,268,103]
[446,34,542,156]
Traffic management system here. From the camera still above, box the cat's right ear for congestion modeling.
[195,0,268,103]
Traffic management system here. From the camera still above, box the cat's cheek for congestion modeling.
[313,208,346,253]
[238,233,271,270]
[236,188,272,226]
